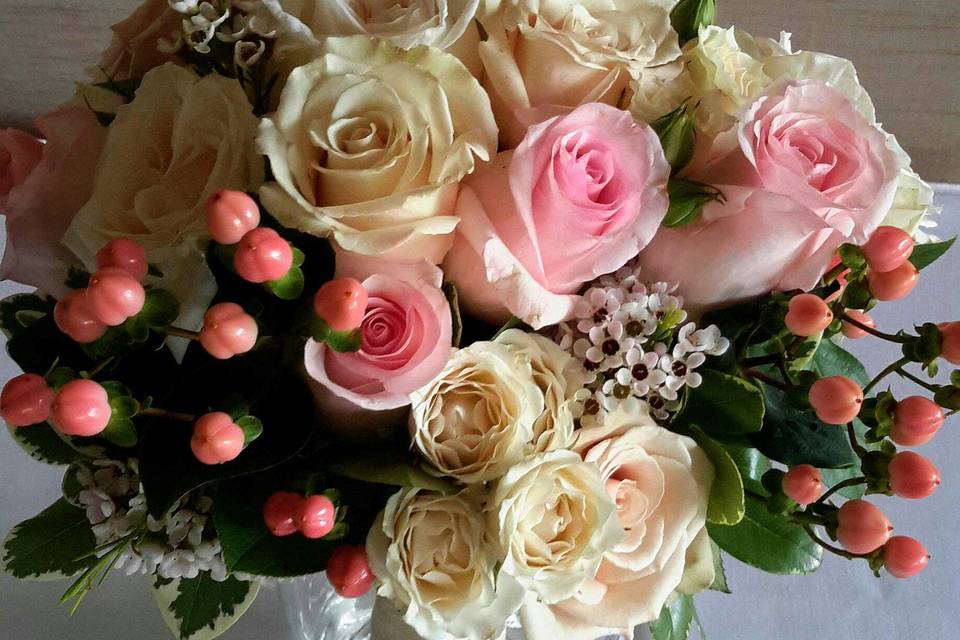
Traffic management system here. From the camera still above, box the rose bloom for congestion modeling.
[521,407,715,640]
[96,0,182,82]
[367,488,525,640]
[494,328,585,454]
[262,0,480,51]
[63,64,263,338]
[487,450,624,604]
[258,36,497,264]
[409,340,543,483]
[1,107,106,297]
[304,253,452,435]
[639,79,902,313]
[443,102,669,328]
[478,0,680,148]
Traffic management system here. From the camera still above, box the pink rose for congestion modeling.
[0,129,43,209]
[304,253,453,435]
[97,0,182,81]
[443,103,669,329]
[1,107,107,297]
[639,79,901,313]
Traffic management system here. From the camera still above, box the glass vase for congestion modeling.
[279,573,374,640]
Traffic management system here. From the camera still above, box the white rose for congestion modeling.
[494,328,585,454]
[262,0,480,51]
[488,450,624,604]
[520,407,714,640]
[258,36,497,264]
[410,341,543,483]
[63,64,263,343]
[367,488,525,640]
[95,0,182,81]
[479,0,680,147]
[881,168,941,242]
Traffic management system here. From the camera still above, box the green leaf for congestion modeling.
[809,339,869,386]
[140,289,181,328]
[329,450,457,494]
[1,499,97,579]
[690,428,744,525]
[0,293,52,339]
[152,573,259,640]
[751,385,857,469]
[650,593,695,640]
[265,267,305,300]
[652,102,697,172]
[708,495,822,575]
[102,417,137,447]
[7,423,86,465]
[909,237,955,270]
[709,540,730,593]
[291,247,306,268]
[663,179,723,228]
[309,316,362,352]
[443,281,463,348]
[93,76,142,101]
[723,444,772,496]
[670,0,716,46]
[236,416,263,445]
[674,369,765,440]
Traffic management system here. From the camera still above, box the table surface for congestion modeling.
[1,2,959,639]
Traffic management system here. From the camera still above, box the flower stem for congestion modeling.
[155,325,201,341]
[815,475,868,507]
[743,368,788,391]
[800,523,867,560]
[846,422,867,458]
[896,367,942,393]
[84,357,115,379]
[137,407,197,423]
[863,357,911,395]
[837,310,908,343]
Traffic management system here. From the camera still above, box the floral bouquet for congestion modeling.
[0,0,955,639]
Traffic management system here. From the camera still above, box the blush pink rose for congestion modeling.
[304,252,453,435]
[443,103,669,329]
[639,79,901,313]
[0,128,43,209]
[1,107,107,297]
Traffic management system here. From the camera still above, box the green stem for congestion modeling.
[155,325,201,341]
[846,422,867,458]
[137,407,197,423]
[822,263,848,285]
[815,476,868,507]
[740,354,782,368]
[84,357,115,379]
[896,368,942,393]
[742,368,788,391]
[864,357,911,395]
[800,524,868,560]
[837,310,908,343]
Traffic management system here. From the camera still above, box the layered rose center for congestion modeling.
[358,295,425,370]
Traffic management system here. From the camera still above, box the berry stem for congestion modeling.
[895,367,942,394]
[84,357,116,379]
[155,325,201,341]
[800,523,869,560]
[846,422,867,459]
[836,310,908,343]
[815,475,869,507]
[742,368,789,391]
[821,263,848,285]
[137,407,197,422]
[740,353,782,368]
[863,356,911,395]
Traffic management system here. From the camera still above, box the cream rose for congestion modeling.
[63,64,263,339]
[258,36,497,264]
[521,407,714,640]
[478,0,680,147]
[262,0,480,51]
[494,328,585,454]
[96,0,182,81]
[409,340,543,483]
[488,450,624,604]
[367,488,525,640]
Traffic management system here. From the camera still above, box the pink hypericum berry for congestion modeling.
[50,379,111,437]
[199,303,258,360]
[866,262,919,301]
[233,228,293,283]
[841,310,875,339]
[262,491,302,537]
[326,546,375,598]
[888,451,941,499]
[54,290,108,344]
[892,396,945,446]
[0,374,55,427]
[782,464,823,505]
[296,494,336,539]
[939,322,960,365]
[862,226,914,274]
[190,412,245,465]
[883,536,930,579]
[205,190,261,245]
[86,267,146,326]
[95,238,148,281]
[785,294,833,337]
[313,278,367,332]
[808,376,864,425]
[836,499,893,555]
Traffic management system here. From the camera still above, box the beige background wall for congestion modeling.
[1,0,958,181]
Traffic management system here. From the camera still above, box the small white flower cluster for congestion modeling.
[556,263,730,423]
[161,1,278,68]
[75,459,231,582]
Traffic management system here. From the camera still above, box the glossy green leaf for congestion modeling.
[7,423,87,466]
[708,495,822,575]
[690,428,744,526]
[809,339,869,386]
[670,0,716,45]
[140,289,181,328]
[153,574,259,640]
[1,499,97,579]
[650,593,696,640]
[709,539,731,593]
[909,237,955,270]
[236,416,263,445]
[723,444,772,496]
[663,179,723,228]
[0,293,52,339]
[265,267,305,301]
[674,369,765,439]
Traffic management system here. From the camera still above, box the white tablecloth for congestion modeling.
[1,187,958,639]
